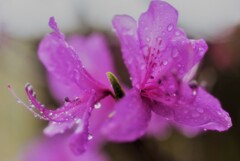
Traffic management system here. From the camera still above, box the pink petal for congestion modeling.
[39,17,107,101]
[69,93,97,155]
[44,122,75,137]
[151,83,232,132]
[102,89,151,141]
[67,34,115,86]
[112,15,145,87]
[20,135,109,161]
[138,1,208,82]
[146,112,170,138]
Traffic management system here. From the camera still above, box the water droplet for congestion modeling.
[49,113,53,116]
[203,128,207,131]
[30,104,35,108]
[172,49,179,58]
[162,31,166,36]
[175,31,180,36]
[167,24,174,32]
[144,27,149,31]
[129,77,132,80]
[157,36,162,42]
[75,119,81,124]
[197,108,204,113]
[192,89,197,96]
[94,102,101,109]
[217,111,222,116]
[146,37,150,42]
[34,114,38,118]
[163,60,168,66]
[17,100,21,104]
[88,134,93,140]
[159,41,166,51]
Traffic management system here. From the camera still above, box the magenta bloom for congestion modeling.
[19,135,109,161]
[10,17,115,155]
[102,0,232,141]
[11,0,232,156]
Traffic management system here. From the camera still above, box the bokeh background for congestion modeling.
[1,0,240,161]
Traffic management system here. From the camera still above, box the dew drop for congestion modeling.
[30,104,35,108]
[175,31,180,36]
[163,60,168,66]
[88,134,93,140]
[17,100,21,104]
[75,119,81,124]
[172,49,179,58]
[146,37,150,42]
[49,113,53,116]
[197,108,204,113]
[217,111,222,116]
[94,102,101,109]
[157,36,162,42]
[167,24,174,32]
[192,89,197,96]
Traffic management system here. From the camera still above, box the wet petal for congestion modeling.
[112,15,145,87]
[39,17,106,100]
[69,93,96,155]
[44,121,75,137]
[152,83,232,132]
[23,83,91,122]
[102,89,151,141]
[138,1,208,82]
[67,33,115,86]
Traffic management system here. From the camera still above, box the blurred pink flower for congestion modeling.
[19,134,109,161]
[11,0,232,156]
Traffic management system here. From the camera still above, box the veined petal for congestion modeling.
[39,17,107,100]
[102,89,151,141]
[23,83,92,122]
[138,1,208,84]
[112,15,145,87]
[69,93,96,155]
[152,83,232,132]
[67,34,115,86]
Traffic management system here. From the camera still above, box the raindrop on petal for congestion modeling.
[167,24,174,32]
[94,102,101,109]
[88,134,93,140]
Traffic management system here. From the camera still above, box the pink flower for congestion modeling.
[102,0,232,141]
[9,17,115,155]
[10,0,232,155]
[19,134,109,161]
